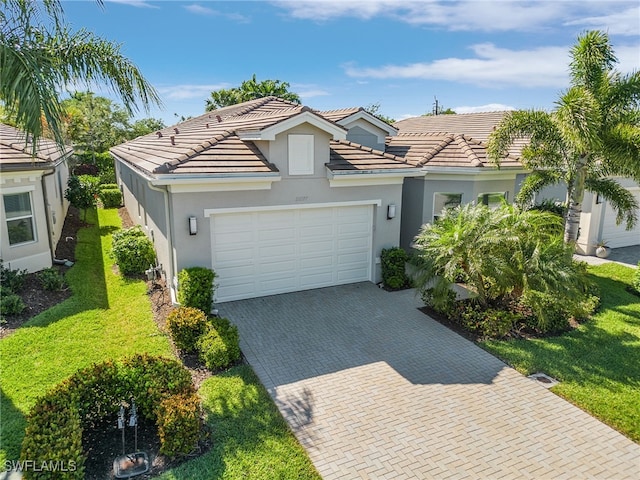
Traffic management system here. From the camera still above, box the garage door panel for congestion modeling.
[602,189,640,248]
[212,204,373,302]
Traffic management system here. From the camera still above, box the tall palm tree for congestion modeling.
[205,74,300,111]
[0,0,161,154]
[487,30,640,244]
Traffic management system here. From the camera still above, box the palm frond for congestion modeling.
[585,177,639,229]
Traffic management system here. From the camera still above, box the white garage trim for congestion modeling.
[204,199,381,216]
[210,203,376,302]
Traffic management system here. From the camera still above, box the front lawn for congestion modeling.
[158,365,321,480]
[482,262,640,443]
[0,208,174,464]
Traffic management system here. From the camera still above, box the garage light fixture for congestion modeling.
[188,216,197,235]
[387,204,396,220]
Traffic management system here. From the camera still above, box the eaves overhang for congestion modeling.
[237,110,348,141]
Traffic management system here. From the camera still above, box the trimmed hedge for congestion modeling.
[166,307,209,354]
[197,317,241,371]
[157,393,203,456]
[98,188,122,208]
[177,267,217,313]
[19,354,202,478]
[381,247,409,290]
[111,226,156,275]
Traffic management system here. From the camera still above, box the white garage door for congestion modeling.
[601,188,640,248]
[211,204,374,302]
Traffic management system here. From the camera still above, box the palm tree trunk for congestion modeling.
[564,158,587,244]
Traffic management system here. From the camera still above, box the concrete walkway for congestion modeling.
[219,283,640,479]
[576,245,640,268]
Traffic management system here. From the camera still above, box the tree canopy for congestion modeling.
[205,74,300,110]
[0,0,161,154]
[487,30,640,244]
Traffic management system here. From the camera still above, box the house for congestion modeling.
[111,97,422,303]
[392,113,527,250]
[0,123,72,272]
[394,113,640,255]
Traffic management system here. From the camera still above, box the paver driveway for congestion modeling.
[218,283,640,479]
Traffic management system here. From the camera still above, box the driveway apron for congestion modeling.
[218,283,640,479]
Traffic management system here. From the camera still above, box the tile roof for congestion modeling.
[393,111,527,158]
[112,97,412,176]
[386,133,522,169]
[317,107,363,123]
[328,140,414,171]
[0,123,71,170]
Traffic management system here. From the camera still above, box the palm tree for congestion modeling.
[487,30,640,244]
[0,0,161,154]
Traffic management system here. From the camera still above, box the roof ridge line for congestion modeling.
[333,139,409,164]
[454,133,483,167]
[418,134,455,166]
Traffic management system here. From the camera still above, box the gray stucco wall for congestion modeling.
[400,177,425,250]
[346,125,385,151]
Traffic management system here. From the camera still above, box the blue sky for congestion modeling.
[62,0,640,126]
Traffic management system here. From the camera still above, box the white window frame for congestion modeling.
[3,189,37,246]
[288,134,314,176]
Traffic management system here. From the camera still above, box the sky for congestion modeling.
[61,0,640,126]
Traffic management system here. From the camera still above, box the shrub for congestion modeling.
[20,402,84,479]
[1,293,25,315]
[633,262,640,294]
[166,307,209,353]
[98,188,122,208]
[381,247,409,290]
[197,317,240,371]
[19,355,199,472]
[177,267,216,313]
[0,260,27,292]
[459,304,518,338]
[65,175,99,218]
[156,393,202,457]
[38,267,67,291]
[100,183,119,191]
[111,226,156,275]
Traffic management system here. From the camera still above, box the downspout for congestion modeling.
[40,167,56,266]
[147,181,178,305]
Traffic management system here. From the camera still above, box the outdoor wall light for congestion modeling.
[188,216,197,235]
[387,204,396,220]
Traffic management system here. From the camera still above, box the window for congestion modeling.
[433,193,462,220]
[477,192,507,209]
[288,134,314,175]
[4,192,36,245]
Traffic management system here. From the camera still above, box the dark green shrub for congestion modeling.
[166,307,209,353]
[156,392,202,457]
[111,226,156,275]
[1,293,25,315]
[381,247,409,290]
[197,317,240,371]
[520,291,570,333]
[19,355,199,472]
[420,286,457,317]
[98,188,122,208]
[459,305,518,338]
[20,401,84,479]
[65,175,99,219]
[0,260,28,292]
[177,267,217,313]
[633,262,640,294]
[38,267,67,291]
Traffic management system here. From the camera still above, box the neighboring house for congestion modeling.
[0,124,72,272]
[392,113,526,250]
[111,97,421,303]
[394,113,640,254]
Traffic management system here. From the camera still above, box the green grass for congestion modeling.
[482,262,640,443]
[0,208,173,464]
[159,365,321,480]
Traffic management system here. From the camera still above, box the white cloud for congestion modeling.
[454,104,516,114]
[565,5,640,36]
[344,43,571,88]
[184,4,215,15]
[272,0,638,34]
[157,84,227,101]
[105,0,159,8]
[298,89,330,99]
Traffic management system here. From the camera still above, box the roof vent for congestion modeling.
[170,136,175,145]
[156,131,163,138]
[206,123,209,128]
[216,115,222,122]
[174,127,180,134]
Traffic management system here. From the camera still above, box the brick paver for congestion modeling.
[218,283,640,479]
